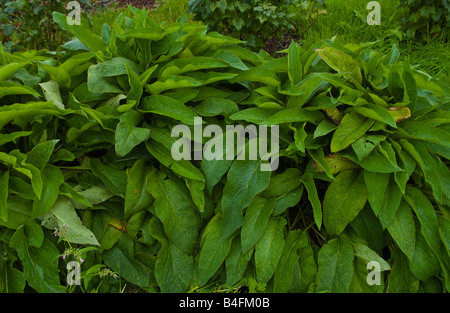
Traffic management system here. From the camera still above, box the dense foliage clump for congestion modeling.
[399,0,450,41]
[0,6,449,293]
[188,0,326,49]
[0,0,93,51]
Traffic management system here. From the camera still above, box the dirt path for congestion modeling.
[114,0,160,9]
[90,0,160,10]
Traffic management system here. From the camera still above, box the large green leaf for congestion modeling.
[398,121,450,149]
[288,41,303,84]
[53,12,107,52]
[39,80,65,109]
[350,104,397,128]
[102,235,151,288]
[147,170,200,254]
[146,127,205,181]
[41,197,100,246]
[377,176,403,228]
[273,230,308,292]
[262,168,301,198]
[26,140,59,170]
[115,110,151,157]
[412,141,449,205]
[90,158,127,196]
[0,62,28,82]
[198,214,234,286]
[9,223,62,293]
[323,170,368,235]
[300,172,323,229]
[0,101,72,130]
[316,236,355,293]
[0,170,9,222]
[158,57,229,77]
[386,199,416,261]
[386,249,419,293]
[31,165,64,218]
[331,112,374,152]
[241,196,276,254]
[254,217,286,283]
[124,159,154,219]
[221,159,271,238]
[87,57,138,94]
[409,225,441,281]
[140,95,200,125]
[0,257,26,293]
[289,246,317,292]
[315,47,362,84]
[364,171,390,215]
[262,108,324,125]
[155,242,194,292]
[404,186,441,257]
[224,238,253,287]
[352,242,390,271]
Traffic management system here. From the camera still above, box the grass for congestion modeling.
[297,0,405,47]
[400,37,450,84]
[294,0,449,84]
[82,0,449,83]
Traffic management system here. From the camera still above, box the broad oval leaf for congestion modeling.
[323,170,368,235]
[331,112,374,153]
[41,197,100,246]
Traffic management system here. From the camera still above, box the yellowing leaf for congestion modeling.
[315,47,362,85]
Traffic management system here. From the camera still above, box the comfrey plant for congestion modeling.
[0,7,448,294]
